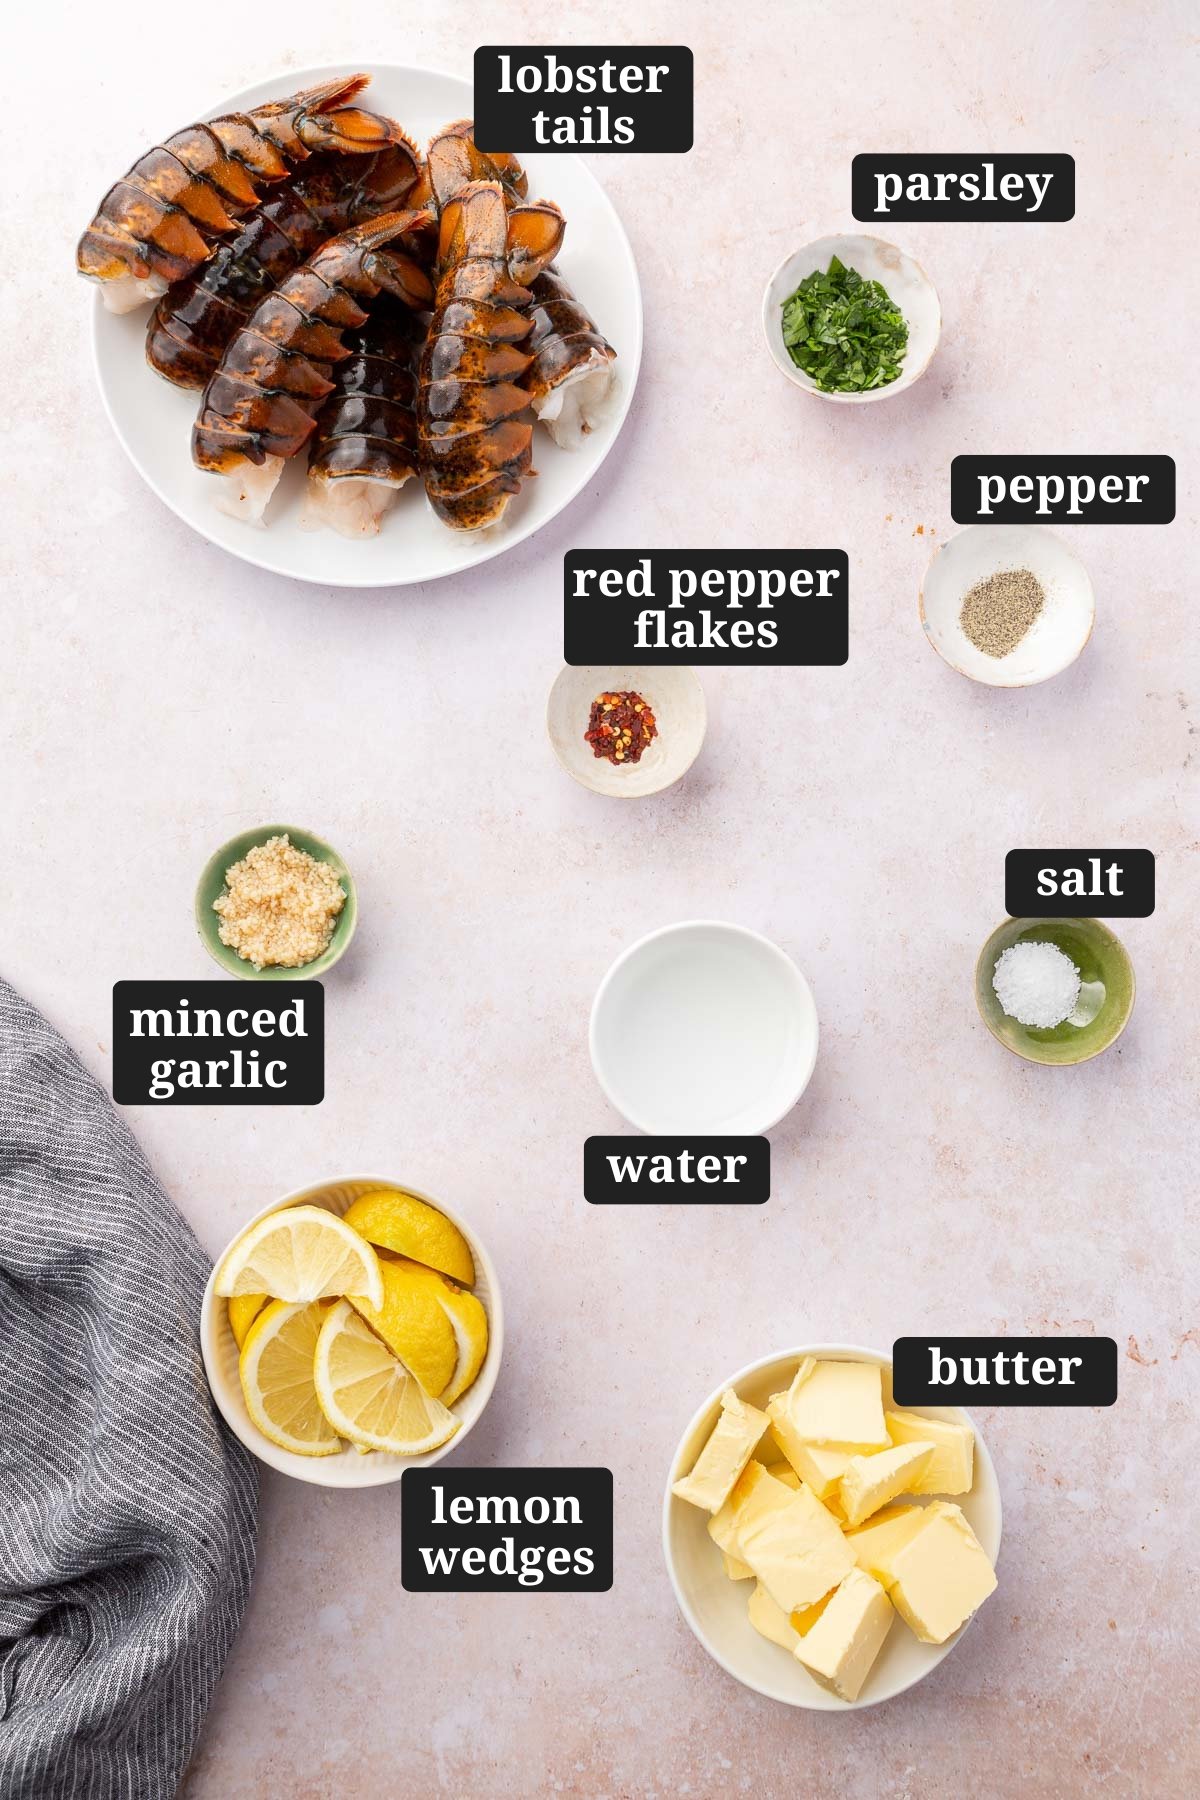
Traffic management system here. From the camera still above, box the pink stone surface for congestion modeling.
[2,2,1198,1794]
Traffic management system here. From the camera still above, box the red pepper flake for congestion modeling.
[584,690,658,765]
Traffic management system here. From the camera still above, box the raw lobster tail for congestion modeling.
[192,208,435,524]
[302,297,424,537]
[78,75,405,313]
[524,270,617,448]
[145,140,422,389]
[424,119,615,447]
[418,181,547,533]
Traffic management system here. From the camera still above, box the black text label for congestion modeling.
[1006,850,1154,919]
[475,46,692,152]
[565,550,848,666]
[401,1469,613,1591]
[853,154,1074,221]
[893,1337,1117,1407]
[951,456,1175,524]
[584,1137,768,1205]
[112,981,323,1105]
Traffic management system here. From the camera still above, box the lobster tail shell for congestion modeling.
[506,200,566,286]
[437,181,511,269]
[419,180,539,531]
[145,143,426,391]
[251,72,371,121]
[525,269,616,401]
[193,207,434,479]
[420,118,615,445]
[78,75,407,298]
[427,118,529,211]
[306,295,423,507]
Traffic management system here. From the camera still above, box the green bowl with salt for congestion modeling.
[974,918,1135,1065]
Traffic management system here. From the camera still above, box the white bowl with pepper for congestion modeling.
[919,524,1094,687]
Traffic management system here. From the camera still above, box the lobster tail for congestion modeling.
[303,296,424,538]
[77,75,410,310]
[193,207,434,522]
[419,180,540,532]
[145,145,427,391]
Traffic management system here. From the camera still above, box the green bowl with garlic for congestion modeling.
[195,824,357,982]
[974,918,1135,1065]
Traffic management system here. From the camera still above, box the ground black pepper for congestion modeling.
[959,567,1045,657]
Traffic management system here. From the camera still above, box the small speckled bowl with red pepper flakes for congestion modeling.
[585,690,659,764]
[546,665,706,799]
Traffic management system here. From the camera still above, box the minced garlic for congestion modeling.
[214,833,345,970]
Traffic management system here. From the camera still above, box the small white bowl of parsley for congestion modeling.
[762,233,940,403]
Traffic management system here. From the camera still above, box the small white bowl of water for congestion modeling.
[589,921,819,1135]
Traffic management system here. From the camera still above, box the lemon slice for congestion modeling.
[434,1279,489,1406]
[215,1204,384,1309]
[342,1188,475,1286]
[228,1292,267,1349]
[348,1257,458,1398]
[239,1299,342,1457]
[314,1300,460,1455]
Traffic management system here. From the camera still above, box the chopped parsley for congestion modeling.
[781,255,908,394]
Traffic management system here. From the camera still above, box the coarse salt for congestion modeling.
[992,941,1081,1029]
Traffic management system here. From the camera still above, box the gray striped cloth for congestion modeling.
[0,979,258,1798]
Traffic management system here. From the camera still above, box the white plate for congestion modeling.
[90,61,642,587]
[546,665,706,797]
[200,1175,503,1487]
[589,921,819,1135]
[663,1346,1003,1709]
[762,233,940,404]
[920,524,1095,686]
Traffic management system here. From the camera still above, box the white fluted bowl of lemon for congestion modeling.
[200,1178,502,1486]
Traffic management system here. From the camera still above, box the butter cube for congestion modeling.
[844,1503,928,1583]
[793,1568,894,1702]
[769,1433,850,1500]
[708,1486,746,1556]
[709,1458,792,1559]
[711,1462,810,1585]
[710,1458,782,1555]
[820,1488,848,1526]
[886,1408,974,1495]
[673,1388,769,1512]
[871,1501,997,1644]
[839,1441,934,1527]
[730,1461,853,1615]
[790,1588,835,1637]
[767,1358,889,1455]
[747,1580,801,1651]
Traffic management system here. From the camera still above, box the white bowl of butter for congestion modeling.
[662,1346,1002,1708]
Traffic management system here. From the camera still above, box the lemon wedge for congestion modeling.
[314,1300,460,1455]
[343,1188,475,1286]
[348,1257,458,1398]
[434,1279,489,1406]
[239,1299,342,1457]
[215,1204,384,1309]
[228,1292,267,1349]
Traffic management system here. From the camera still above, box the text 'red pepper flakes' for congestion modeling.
[584,691,658,765]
